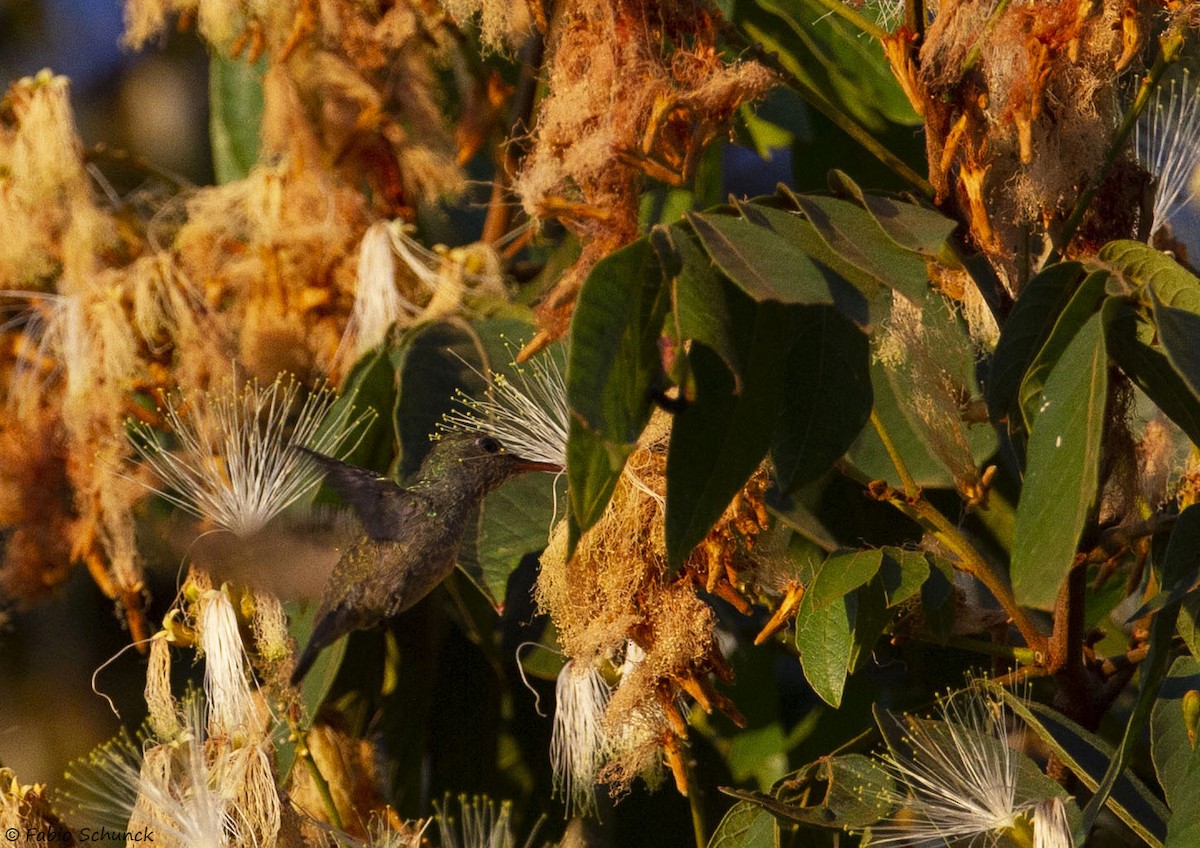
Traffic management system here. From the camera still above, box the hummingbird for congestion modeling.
[290,433,560,685]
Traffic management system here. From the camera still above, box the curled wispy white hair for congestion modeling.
[868,680,1074,848]
[550,659,612,817]
[129,372,375,536]
[1135,68,1200,240]
[441,343,568,468]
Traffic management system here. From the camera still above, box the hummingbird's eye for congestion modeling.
[477,436,502,454]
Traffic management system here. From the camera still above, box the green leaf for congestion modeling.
[783,190,932,304]
[1097,240,1200,308]
[686,212,836,305]
[986,261,1085,427]
[848,574,891,671]
[879,547,931,607]
[726,723,791,789]
[1150,289,1200,398]
[1017,269,1108,431]
[996,691,1169,848]
[1151,656,1200,812]
[670,224,741,387]
[333,342,399,474]
[772,305,872,492]
[708,801,777,848]
[728,754,895,829]
[1108,303,1200,447]
[825,170,958,256]
[1181,593,1200,659]
[1011,311,1108,610]
[209,53,265,184]
[735,0,920,130]
[794,587,854,707]
[735,200,882,302]
[665,289,797,567]
[457,473,559,611]
[567,237,670,537]
[391,319,486,478]
[785,753,896,828]
[807,549,885,608]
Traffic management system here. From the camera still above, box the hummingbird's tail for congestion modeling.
[290,642,321,686]
[290,604,352,687]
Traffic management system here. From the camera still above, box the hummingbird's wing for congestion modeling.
[298,448,430,541]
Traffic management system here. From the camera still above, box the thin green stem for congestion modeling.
[687,757,707,848]
[960,0,1012,75]
[936,635,1039,664]
[870,409,919,500]
[904,495,1048,658]
[810,0,889,43]
[298,731,345,830]
[1052,27,1186,259]
[844,455,1049,659]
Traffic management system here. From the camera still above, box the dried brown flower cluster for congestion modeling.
[537,413,770,798]
[513,0,774,349]
[126,0,466,208]
[889,0,1148,290]
[0,0,505,633]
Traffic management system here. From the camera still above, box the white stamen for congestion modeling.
[1034,797,1074,848]
[869,681,1071,847]
[197,588,257,738]
[435,795,520,848]
[441,343,569,468]
[129,372,375,536]
[1135,68,1200,239]
[550,659,611,817]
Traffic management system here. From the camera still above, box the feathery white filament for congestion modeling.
[550,659,611,817]
[1135,69,1200,239]
[198,589,257,738]
[130,373,375,536]
[335,221,422,369]
[441,345,568,468]
[870,684,1035,846]
[859,0,905,31]
[63,701,237,848]
[1033,797,1074,848]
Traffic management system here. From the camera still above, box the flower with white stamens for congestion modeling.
[1135,68,1200,240]
[435,794,535,848]
[130,372,374,536]
[550,659,612,817]
[867,681,1075,848]
[197,587,259,738]
[64,700,239,848]
[441,343,568,468]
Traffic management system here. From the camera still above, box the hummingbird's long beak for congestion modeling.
[512,458,563,473]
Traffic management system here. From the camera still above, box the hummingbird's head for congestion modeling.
[422,432,561,496]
